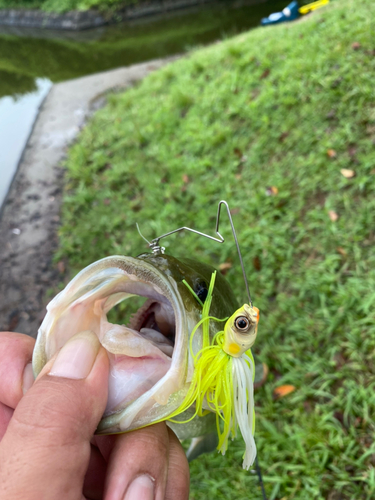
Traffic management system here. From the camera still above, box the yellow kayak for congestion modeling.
[299,0,330,15]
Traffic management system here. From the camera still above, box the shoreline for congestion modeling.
[0,0,267,30]
[0,57,176,336]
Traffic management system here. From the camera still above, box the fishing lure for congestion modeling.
[141,200,260,470]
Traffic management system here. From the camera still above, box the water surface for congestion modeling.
[0,78,52,206]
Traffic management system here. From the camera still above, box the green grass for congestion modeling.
[57,0,375,497]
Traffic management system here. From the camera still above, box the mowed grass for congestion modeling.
[57,0,375,498]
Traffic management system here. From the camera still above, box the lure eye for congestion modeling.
[234,316,251,333]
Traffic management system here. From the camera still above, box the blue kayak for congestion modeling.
[261,1,300,25]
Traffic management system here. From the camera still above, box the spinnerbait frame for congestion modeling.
[138,200,253,307]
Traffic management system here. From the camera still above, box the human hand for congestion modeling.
[0,331,189,499]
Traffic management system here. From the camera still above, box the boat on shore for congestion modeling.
[261,0,330,26]
[261,1,300,26]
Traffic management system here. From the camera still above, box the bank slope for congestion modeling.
[58,0,375,498]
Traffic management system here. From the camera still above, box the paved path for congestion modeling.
[0,58,175,336]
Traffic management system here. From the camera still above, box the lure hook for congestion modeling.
[145,200,253,306]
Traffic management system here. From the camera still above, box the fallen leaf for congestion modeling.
[333,351,347,368]
[219,262,232,275]
[57,261,65,273]
[340,168,355,178]
[334,411,345,427]
[230,208,240,215]
[253,256,261,271]
[329,210,339,222]
[303,401,313,413]
[336,247,347,257]
[273,385,296,399]
[352,41,361,50]
[233,147,243,158]
[265,186,278,196]
[279,131,289,142]
[327,149,337,158]
[182,174,189,184]
[260,68,270,79]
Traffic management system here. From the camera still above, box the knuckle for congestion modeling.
[11,376,95,445]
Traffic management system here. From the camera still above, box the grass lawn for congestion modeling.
[56,0,375,497]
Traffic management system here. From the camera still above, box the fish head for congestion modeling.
[33,253,237,435]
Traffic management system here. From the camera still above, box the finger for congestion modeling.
[165,427,190,500]
[0,403,13,441]
[0,331,109,499]
[100,423,170,500]
[0,332,35,408]
[83,444,107,500]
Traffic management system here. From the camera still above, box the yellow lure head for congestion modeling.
[223,304,259,357]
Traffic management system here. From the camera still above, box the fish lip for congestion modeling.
[33,255,189,433]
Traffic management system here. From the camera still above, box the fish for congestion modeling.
[33,252,261,464]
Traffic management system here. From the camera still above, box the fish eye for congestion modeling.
[194,281,208,303]
[234,316,251,332]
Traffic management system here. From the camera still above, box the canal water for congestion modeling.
[0,0,286,208]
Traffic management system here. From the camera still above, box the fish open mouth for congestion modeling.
[36,256,188,429]
[127,297,176,357]
[100,281,177,415]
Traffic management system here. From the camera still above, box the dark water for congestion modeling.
[0,0,287,206]
[0,0,288,98]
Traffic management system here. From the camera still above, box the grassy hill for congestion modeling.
[56,0,375,498]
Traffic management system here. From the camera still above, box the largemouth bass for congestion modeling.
[33,253,259,467]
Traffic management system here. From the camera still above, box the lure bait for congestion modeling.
[168,271,259,469]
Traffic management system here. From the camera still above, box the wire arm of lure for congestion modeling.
[148,200,252,306]
[216,200,252,306]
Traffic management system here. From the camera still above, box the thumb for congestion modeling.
[0,330,109,500]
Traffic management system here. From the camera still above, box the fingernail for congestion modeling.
[49,331,100,380]
[124,475,155,500]
[22,362,34,394]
